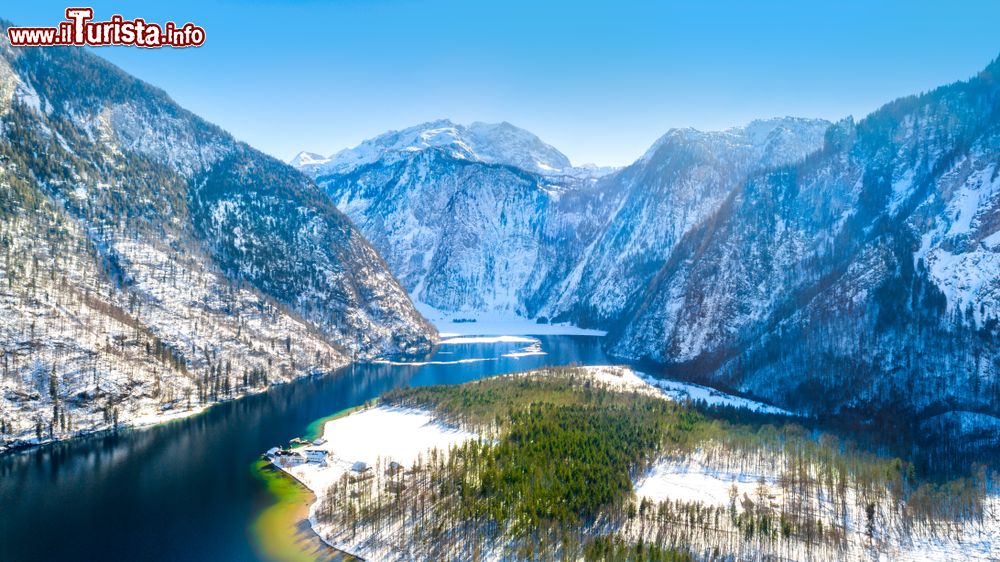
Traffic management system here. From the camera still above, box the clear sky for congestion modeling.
[5,1,1000,166]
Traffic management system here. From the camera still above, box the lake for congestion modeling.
[0,335,613,562]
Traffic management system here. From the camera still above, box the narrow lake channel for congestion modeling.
[0,335,613,562]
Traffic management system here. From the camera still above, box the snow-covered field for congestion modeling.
[273,406,475,493]
[577,365,794,415]
[635,372,796,416]
[437,335,538,344]
[270,405,476,560]
[373,357,494,366]
[417,301,606,337]
[628,455,1000,562]
[634,457,777,507]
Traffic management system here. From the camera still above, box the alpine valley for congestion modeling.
[295,56,1000,459]
[1,11,1000,562]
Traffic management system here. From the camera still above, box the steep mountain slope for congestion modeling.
[610,57,1000,443]
[539,118,830,325]
[0,34,433,449]
[300,121,615,318]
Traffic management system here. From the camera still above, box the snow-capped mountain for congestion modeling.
[608,57,1000,441]
[539,118,831,325]
[0,28,434,449]
[288,150,328,168]
[296,120,617,320]
[296,119,574,176]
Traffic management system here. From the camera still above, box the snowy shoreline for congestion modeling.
[1,328,554,455]
[1,401,211,456]
[0,369,331,457]
[416,301,607,337]
[266,404,477,560]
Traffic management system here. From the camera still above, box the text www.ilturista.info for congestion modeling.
[7,8,205,48]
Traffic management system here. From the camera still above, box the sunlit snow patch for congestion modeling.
[438,335,538,345]
[573,367,796,416]
[415,301,606,337]
[634,459,777,507]
[637,373,796,416]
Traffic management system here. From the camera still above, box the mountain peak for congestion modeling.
[293,119,572,176]
[288,150,329,168]
[638,117,830,166]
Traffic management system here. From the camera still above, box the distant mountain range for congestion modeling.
[295,57,1000,447]
[292,119,575,176]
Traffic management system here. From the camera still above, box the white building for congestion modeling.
[271,449,305,467]
[304,449,328,464]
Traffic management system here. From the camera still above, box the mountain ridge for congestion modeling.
[295,119,577,177]
[606,54,1000,451]
[0,33,434,450]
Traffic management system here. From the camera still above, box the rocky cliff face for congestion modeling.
[0,34,434,448]
[539,118,831,326]
[302,120,616,318]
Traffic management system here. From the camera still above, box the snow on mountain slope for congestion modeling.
[289,150,329,168]
[295,121,619,322]
[297,119,573,176]
[309,148,568,316]
[541,118,831,325]
[298,117,827,329]
[0,28,434,451]
[608,57,1000,437]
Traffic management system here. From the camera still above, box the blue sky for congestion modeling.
[6,1,1000,166]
